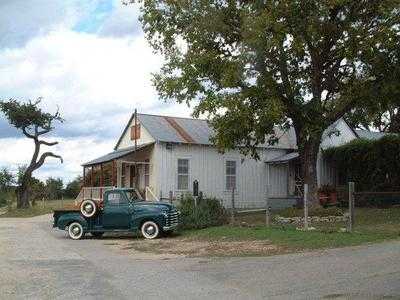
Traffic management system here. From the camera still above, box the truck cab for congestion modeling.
[53,188,179,240]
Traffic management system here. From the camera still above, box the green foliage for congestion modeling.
[178,195,228,229]
[325,135,400,191]
[64,176,82,199]
[0,168,14,191]
[278,207,343,218]
[0,98,63,131]
[318,185,336,193]
[0,168,15,208]
[45,177,64,200]
[133,0,399,160]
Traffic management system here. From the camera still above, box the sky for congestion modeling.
[0,0,193,183]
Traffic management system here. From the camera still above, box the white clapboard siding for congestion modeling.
[152,142,287,208]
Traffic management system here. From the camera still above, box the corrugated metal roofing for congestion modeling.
[82,142,154,166]
[265,152,299,164]
[355,129,389,141]
[137,113,297,149]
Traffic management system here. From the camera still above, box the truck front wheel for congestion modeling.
[141,221,160,239]
[68,222,84,240]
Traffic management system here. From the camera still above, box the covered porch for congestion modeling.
[79,142,158,201]
[266,152,303,199]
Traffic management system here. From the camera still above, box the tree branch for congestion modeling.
[39,140,58,146]
[34,152,63,170]
[22,127,36,139]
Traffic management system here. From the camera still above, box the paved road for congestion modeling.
[1,215,400,300]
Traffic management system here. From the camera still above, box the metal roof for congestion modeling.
[265,152,299,164]
[136,113,297,149]
[82,142,154,166]
[355,129,389,141]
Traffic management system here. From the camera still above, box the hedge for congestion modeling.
[324,135,400,192]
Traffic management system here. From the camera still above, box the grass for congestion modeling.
[183,207,400,250]
[124,207,400,257]
[0,199,75,218]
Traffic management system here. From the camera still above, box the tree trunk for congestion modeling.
[297,133,322,206]
[17,183,30,209]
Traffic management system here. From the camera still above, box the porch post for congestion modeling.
[112,160,116,187]
[83,167,86,187]
[100,163,104,187]
[91,166,94,187]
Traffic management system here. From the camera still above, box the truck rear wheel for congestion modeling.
[141,221,160,239]
[68,222,84,240]
[80,199,97,218]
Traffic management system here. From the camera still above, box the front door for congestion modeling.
[102,191,132,229]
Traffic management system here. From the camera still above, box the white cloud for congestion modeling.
[0,0,95,49]
[97,0,141,37]
[0,27,193,181]
[0,136,114,182]
[0,28,192,139]
[0,1,195,182]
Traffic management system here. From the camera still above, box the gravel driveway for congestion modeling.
[1,214,400,300]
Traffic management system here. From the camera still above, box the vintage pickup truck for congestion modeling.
[53,188,179,240]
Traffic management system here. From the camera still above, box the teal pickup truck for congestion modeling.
[53,188,179,240]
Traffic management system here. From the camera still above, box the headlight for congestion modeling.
[162,212,168,218]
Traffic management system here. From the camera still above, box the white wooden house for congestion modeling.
[81,113,361,209]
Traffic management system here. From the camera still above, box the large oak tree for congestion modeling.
[0,99,63,208]
[129,0,399,203]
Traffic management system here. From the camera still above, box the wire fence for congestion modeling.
[229,182,400,232]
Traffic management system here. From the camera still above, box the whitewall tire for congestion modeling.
[141,221,160,239]
[80,199,97,218]
[68,222,84,240]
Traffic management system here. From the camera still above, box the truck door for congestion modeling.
[103,191,132,229]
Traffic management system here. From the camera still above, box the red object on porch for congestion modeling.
[319,192,338,206]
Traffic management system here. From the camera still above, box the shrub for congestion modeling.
[324,135,400,192]
[278,206,343,218]
[178,195,228,229]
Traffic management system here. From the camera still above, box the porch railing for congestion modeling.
[145,186,159,201]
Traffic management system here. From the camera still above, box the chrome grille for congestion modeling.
[165,211,179,227]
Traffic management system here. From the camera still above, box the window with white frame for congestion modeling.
[226,160,237,191]
[177,159,189,190]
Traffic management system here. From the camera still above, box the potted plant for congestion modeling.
[318,185,337,207]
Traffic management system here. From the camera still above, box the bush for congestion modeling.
[278,206,343,218]
[325,135,400,192]
[178,195,228,229]
[0,194,7,207]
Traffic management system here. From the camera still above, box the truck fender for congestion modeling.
[57,213,89,231]
[133,213,165,230]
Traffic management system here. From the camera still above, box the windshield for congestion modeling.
[124,189,142,202]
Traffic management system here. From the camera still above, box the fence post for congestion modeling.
[348,182,355,232]
[304,184,309,230]
[265,184,271,227]
[169,191,173,204]
[231,188,235,224]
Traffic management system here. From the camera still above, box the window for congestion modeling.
[177,159,189,190]
[226,160,237,191]
[107,192,122,205]
[130,124,141,140]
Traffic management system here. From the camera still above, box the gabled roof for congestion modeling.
[83,142,154,166]
[355,129,389,141]
[265,152,299,164]
[115,113,297,150]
